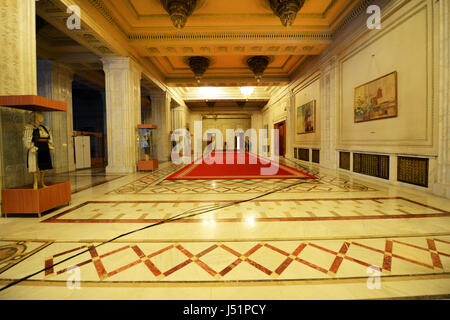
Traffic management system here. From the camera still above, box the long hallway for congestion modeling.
[1,159,449,299]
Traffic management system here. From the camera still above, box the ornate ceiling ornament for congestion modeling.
[160,0,197,30]
[236,101,246,108]
[187,56,210,83]
[247,56,270,82]
[268,0,305,27]
[206,101,216,108]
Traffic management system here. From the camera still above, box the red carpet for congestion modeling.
[166,151,316,180]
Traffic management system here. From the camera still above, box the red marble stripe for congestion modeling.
[147,245,174,258]
[130,245,162,276]
[56,259,92,275]
[393,240,428,251]
[176,245,194,258]
[194,259,218,277]
[427,239,443,269]
[219,259,243,277]
[44,212,450,224]
[352,242,384,254]
[107,260,141,277]
[392,253,433,269]
[434,238,450,245]
[382,240,393,272]
[88,246,108,279]
[220,244,243,257]
[274,257,294,275]
[308,243,337,255]
[295,257,328,274]
[53,245,88,258]
[163,259,192,277]
[244,244,263,257]
[100,245,130,259]
[274,243,307,275]
[343,256,372,268]
[45,259,54,276]
[196,245,218,258]
[246,258,272,276]
[264,243,289,256]
[329,242,351,274]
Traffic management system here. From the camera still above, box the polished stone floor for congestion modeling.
[0,159,449,299]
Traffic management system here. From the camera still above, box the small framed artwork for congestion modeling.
[296,100,315,134]
[354,71,398,123]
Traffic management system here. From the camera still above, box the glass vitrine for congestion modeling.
[137,124,158,171]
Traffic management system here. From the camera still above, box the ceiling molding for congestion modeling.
[128,31,334,42]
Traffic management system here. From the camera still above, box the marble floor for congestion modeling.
[0,159,449,300]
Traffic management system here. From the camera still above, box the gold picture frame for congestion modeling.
[296,100,316,134]
[354,71,398,123]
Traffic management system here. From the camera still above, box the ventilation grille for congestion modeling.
[353,153,389,180]
[398,156,429,187]
[298,148,309,161]
[339,152,350,170]
[312,149,320,164]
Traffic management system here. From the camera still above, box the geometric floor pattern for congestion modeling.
[43,197,449,223]
[107,162,376,195]
[1,236,449,284]
[1,159,449,299]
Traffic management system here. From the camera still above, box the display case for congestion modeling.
[0,95,72,217]
[137,124,158,171]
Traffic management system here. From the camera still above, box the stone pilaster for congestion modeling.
[433,0,450,198]
[37,60,76,173]
[320,56,338,170]
[150,91,171,162]
[0,0,37,95]
[102,57,142,173]
[286,90,296,159]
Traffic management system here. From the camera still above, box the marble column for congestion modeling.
[0,0,37,96]
[433,0,450,198]
[102,57,142,174]
[171,105,185,132]
[37,60,76,173]
[0,0,37,198]
[150,91,171,162]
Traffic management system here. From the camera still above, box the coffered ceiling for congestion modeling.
[101,0,361,86]
[36,0,363,89]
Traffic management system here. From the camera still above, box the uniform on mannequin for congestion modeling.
[23,112,55,189]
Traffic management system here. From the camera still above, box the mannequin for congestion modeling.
[23,112,54,189]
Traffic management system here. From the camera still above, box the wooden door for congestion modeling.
[274,121,286,157]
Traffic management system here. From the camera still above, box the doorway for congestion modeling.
[274,121,286,157]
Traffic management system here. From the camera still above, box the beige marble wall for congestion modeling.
[102,57,142,173]
[263,0,448,197]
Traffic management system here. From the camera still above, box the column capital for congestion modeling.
[149,89,170,101]
[101,57,142,74]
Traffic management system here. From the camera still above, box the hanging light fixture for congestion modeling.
[188,56,210,83]
[160,0,197,30]
[247,56,270,82]
[268,0,305,27]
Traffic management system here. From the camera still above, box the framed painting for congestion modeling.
[296,100,315,134]
[354,71,398,123]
